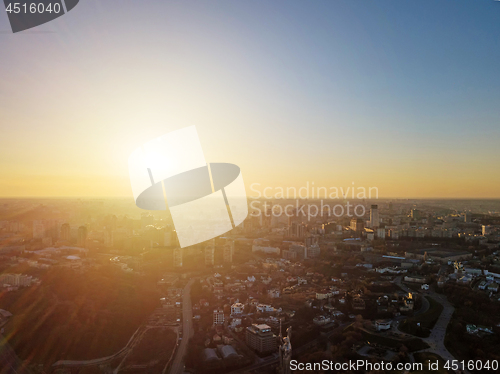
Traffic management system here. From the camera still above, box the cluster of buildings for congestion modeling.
[0,273,39,291]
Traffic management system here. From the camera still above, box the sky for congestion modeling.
[0,0,499,199]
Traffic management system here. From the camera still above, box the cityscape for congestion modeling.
[1,1,500,374]
[1,198,500,373]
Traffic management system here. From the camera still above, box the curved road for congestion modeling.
[394,277,470,373]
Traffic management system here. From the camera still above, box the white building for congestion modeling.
[268,289,280,298]
[213,308,225,325]
[0,273,34,287]
[313,315,331,326]
[256,304,280,313]
[231,303,244,315]
[173,247,183,268]
[375,319,392,331]
[230,318,242,328]
[252,239,281,254]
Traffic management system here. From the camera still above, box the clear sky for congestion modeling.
[0,0,499,198]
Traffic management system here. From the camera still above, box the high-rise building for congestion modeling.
[0,273,33,287]
[377,227,386,239]
[370,205,380,228]
[104,229,114,248]
[163,224,176,246]
[306,244,320,259]
[173,247,183,268]
[223,240,234,263]
[246,324,277,353]
[289,244,306,260]
[411,209,421,220]
[281,250,297,261]
[205,242,215,266]
[350,218,364,232]
[33,220,45,239]
[77,226,87,247]
[483,225,493,236]
[213,308,224,325]
[60,223,71,241]
[44,220,59,240]
[464,212,472,223]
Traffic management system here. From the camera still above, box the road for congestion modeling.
[394,277,469,373]
[169,278,195,374]
[418,292,460,364]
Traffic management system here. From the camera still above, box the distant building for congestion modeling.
[306,244,320,259]
[205,243,215,266]
[246,324,277,353]
[411,209,421,220]
[370,205,380,228]
[231,302,244,315]
[281,249,297,261]
[162,224,176,246]
[173,247,183,268]
[217,344,241,365]
[77,226,87,247]
[256,304,277,313]
[482,225,493,236]
[400,293,414,312]
[376,227,386,239]
[405,248,472,264]
[352,297,366,310]
[252,239,280,255]
[464,212,472,223]
[289,244,306,260]
[350,218,364,232]
[289,222,306,238]
[223,241,234,263]
[375,319,392,331]
[404,275,428,284]
[141,213,154,230]
[268,289,280,298]
[60,223,71,241]
[33,220,45,239]
[0,273,34,287]
[213,308,225,325]
[313,315,331,326]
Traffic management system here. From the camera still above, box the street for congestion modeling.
[169,278,195,374]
